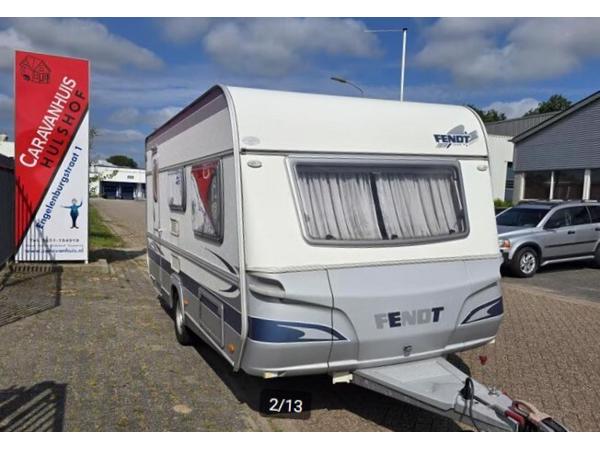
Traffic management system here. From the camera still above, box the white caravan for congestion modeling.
[146,86,566,432]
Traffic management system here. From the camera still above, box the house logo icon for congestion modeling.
[19,55,51,84]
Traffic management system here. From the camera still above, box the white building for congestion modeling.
[484,113,558,202]
[486,135,514,201]
[0,134,14,158]
[89,160,146,199]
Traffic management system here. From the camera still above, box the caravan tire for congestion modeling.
[510,247,539,278]
[174,289,193,346]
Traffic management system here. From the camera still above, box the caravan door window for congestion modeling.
[190,160,223,242]
[168,168,186,211]
[294,161,467,245]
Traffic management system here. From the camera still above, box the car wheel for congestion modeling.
[510,247,539,278]
[174,289,192,346]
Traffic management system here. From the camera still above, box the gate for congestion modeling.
[0,154,14,267]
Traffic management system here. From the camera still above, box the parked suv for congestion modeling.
[496,201,600,277]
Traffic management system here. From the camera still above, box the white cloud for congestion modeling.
[108,106,182,128]
[415,18,600,84]
[95,128,145,144]
[91,128,147,166]
[202,18,381,77]
[0,18,162,72]
[92,69,208,109]
[144,106,182,127]
[0,93,12,115]
[160,18,214,43]
[0,28,31,70]
[157,18,380,77]
[91,145,144,167]
[108,107,140,126]
[0,93,13,134]
[483,98,540,119]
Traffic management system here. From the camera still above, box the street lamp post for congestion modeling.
[330,76,365,97]
[364,27,408,101]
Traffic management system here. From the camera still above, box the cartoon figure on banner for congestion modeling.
[63,198,83,229]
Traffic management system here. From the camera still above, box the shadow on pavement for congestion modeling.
[0,266,62,328]
[0,381,67,431]
[186,322,465,431]
[90,248,146,264]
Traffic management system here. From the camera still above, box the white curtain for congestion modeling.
[297,170,382,240]
[168,169,184,208]
[375,171,462,239]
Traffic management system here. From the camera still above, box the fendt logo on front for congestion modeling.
[374,307,444,329]
[434,126,478,149]
[434,133,472,145]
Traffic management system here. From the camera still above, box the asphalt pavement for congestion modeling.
[1,198,599,431]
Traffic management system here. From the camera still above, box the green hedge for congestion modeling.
[494,198,513,208]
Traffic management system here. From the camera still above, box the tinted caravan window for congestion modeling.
[190,160,223,242]
[294,162,467,244]
[168,167,186,211]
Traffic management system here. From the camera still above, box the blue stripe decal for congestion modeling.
[199,294,219,315]
[148,248,345,342]
[461,297,503,325]
[149,248,242,332]
[148,249,161,265]
[248,317,347,343]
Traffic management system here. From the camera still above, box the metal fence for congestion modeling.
[0,155,14,267]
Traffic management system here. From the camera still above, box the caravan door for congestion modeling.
[147,152,164,287]
[151,155,160,236]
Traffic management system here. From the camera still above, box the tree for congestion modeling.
[524,94,572,116]
[107,155,138,168]
[467,104,506,123]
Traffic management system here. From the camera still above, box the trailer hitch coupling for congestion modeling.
[352,357,569,432]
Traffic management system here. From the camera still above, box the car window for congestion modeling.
[588,206,600,223]
[545,207,590,229]
[570,206,591,225]
[496,208,548,228]
[545,210,569,229]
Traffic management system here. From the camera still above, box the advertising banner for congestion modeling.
[14,51,89,262]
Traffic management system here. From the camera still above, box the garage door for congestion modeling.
[121,184,134,200]
[101,182,117,199]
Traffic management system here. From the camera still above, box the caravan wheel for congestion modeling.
[174,289,192,346]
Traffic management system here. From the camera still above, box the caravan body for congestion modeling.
[145,86,502,378]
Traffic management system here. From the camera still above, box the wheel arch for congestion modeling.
[512,242,543,261]
[169,273,184,310]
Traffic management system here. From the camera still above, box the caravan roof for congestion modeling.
[227,86,488,157]
[147,86,489,158]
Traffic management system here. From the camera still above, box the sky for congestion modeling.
[1,17,600,165]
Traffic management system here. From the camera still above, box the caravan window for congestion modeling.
[294,161,467,244]
[168,168,186,211]
[190,160,223,242]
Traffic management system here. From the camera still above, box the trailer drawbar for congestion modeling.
[340,356,568,432]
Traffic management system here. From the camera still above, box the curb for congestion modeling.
[7,258,110,275]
